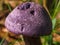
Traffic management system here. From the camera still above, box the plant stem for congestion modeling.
[23,36,42,45]
[43,0,51,16]
[7,3,12,12]
[0,38,5,45]
[52,1,60,19]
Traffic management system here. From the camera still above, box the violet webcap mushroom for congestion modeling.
[5,2,52,45]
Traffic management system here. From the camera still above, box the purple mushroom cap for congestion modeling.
[5,2,52,37]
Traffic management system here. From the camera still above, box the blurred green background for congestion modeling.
[0,0,60,45]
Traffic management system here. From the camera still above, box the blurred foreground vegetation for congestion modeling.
[0,0,60,45]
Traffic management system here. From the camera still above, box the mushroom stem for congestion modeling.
[23,36,42,45]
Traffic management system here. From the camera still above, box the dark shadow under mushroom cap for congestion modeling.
[5,2,52,37]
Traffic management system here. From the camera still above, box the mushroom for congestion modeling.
[5,2,52,45]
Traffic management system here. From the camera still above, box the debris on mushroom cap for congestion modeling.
[5,2,52,37]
